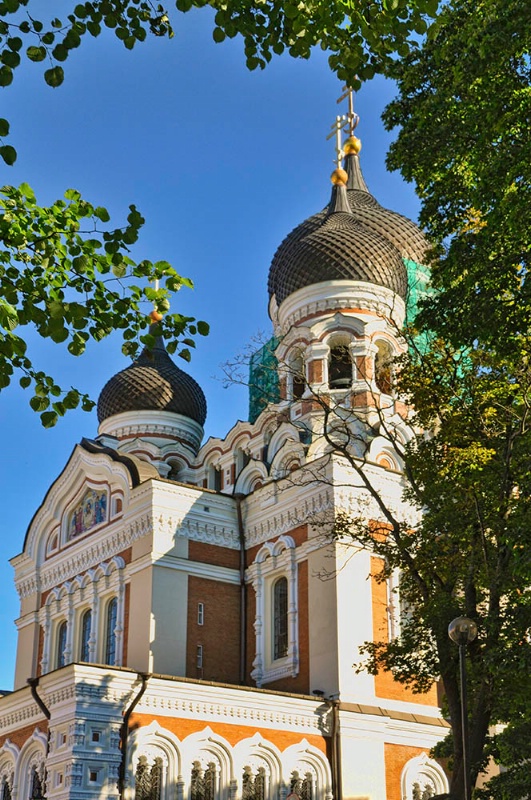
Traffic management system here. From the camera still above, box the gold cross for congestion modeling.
[337,85,359,136]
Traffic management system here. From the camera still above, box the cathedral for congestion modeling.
[0,104,451,800]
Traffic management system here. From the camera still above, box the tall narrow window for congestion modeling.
[273,577,288,660]
[29,766,45,800]
[134,756,163,800]
[328,345,352,389]
[375,341,393,394]
[242,768,265,800]
[197,603,204,626]
[1,775,12,800]
[290,772,312,800]
[80,609,92,662]
[56,620,67,668]
[290,354,305,400]
[104,597,118,666]
[191,762,216,800]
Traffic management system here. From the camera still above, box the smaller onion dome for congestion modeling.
[97,332,207,426]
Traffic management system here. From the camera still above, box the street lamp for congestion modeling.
[448,616,478,800]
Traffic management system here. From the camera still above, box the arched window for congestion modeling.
[328,344,352,389]
[207,464,221,491]
[104,598,118,666]
[375,340,394,394]
[290,772,312,800]
[1,775,12,800]
[191,762,216,800]
[290,353,305,400]
[242,767,265,800]
[134,756,163,800]
[273,577,288,660]
[56,620,67,668]
[80,609,92,662]
[29,765,45,800]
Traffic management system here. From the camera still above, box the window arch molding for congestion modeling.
[400,753,448,800]
[232,733,282,796]
[129,721,183,800]
[281,741,333,800]
[269,440,305,480]
[0,740,18,800]
[39,556,126,674]
[180,728,234,800]
[249,536,299,687]
[16,730,47,800]
[234,462,268,496]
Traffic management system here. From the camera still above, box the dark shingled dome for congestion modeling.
[268,153,427,307]
[97,335,207,426]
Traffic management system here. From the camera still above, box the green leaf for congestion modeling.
[0,301,18,330]
[44,66,65,88]
[0,144,16,165]
[0,66,13,86]
[212,26,226,42]
[26,45,46,62]
[19,375,31,389]
[40,410,58,428]
[197,320,210,336]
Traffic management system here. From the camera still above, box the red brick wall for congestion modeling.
[371,557,437,705]
[186,576,240,684]
[384,743,435,800]
[246,525,308,564]
[188,540,240,570]
[0,722,48,750]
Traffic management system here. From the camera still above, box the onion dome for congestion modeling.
[268,142,427,309]
[97,331,207,426]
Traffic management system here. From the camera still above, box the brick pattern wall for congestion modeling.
[370,556,437,705]
[0,722,48,750]
[384,743,431,800]
[186,576,240,684]
[188,540,240,570]
[130,712,327,753]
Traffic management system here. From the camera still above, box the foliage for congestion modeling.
[383,0,531,354]
[0,0,442,154]
[327,334,531,799]
[0,182,208,426]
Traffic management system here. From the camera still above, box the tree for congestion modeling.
[0,182,209,426]
[383,0,531,355]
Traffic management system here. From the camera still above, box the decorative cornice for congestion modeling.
[155,513,240,550]
[16,515,152,599]
[136,693,330,735]
[244,489,333,548]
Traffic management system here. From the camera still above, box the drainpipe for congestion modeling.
[118,672,151,800]
[27,677,51,797]
[322,696,342,800]
[27,677,51,755]
[234,494,247,685]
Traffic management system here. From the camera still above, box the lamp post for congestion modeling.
[448,616,478,800]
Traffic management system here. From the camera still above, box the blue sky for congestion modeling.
[0,8,421,689]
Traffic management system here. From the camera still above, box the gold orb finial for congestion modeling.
[331,167,348,186]
[343,136,361,155]
[149,309,163,323]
